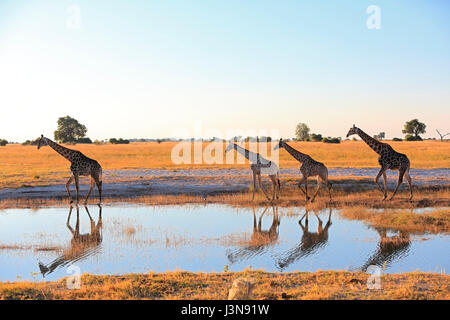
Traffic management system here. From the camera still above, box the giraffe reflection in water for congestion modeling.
[38,205,103,277]
[227,206,280,264]
[277,208,333,271]
[361,226,411,272]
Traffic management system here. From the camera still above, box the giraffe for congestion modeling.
[225,142,280,201]
[274,138,332,202]
[38,206,103,277]
[276,208,332,271]
[346,125,413,200]
[37,135,103,205]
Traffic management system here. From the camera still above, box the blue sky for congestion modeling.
[0,0,449,141]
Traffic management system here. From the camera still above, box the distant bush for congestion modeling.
[76,137,92,144]
[392,137,402,141]
[109,138,130,144]
[322,137,341,144]
[0,139,8,146]
[405,135,422,141]
[22,138,40,146]
[309,133,322,142]
[243,136,272,142]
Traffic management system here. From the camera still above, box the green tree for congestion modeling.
[402,119,426,140]
[54,116,88,143]
[295,123,310,141]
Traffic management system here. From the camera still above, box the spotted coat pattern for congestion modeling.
[38,135,102,204]
[346,125,413,200]
[275,139,332,202]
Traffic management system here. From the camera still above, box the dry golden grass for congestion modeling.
[0,244,62,252]
[0,141,448,188]
[0,270,448,300]
[341,207,450,234]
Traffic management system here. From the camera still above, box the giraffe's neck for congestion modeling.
[43,137,79,162]
[356,128,384,155]
[281,141,309,163]
[232,144,263,163]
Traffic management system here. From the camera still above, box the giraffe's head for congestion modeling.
[273,138,285,151]
[346,124,359,138]
[37,135,47,150]
[225,143,235,153]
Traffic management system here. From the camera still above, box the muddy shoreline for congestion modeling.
[0,168,449,202]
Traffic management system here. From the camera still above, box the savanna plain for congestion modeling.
[0,141,449,300]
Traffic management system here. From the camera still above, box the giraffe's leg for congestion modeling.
[84,205,93,221]
[277,176,281,200]
[375,167,388,200]
[297,175,309,201]
[382,170,388,199]
[92,173,102,205]
[310,176,322,203]
[259,174,271,201]
[65,176,74,204]
[405,169,413,200]
[97,205,102,228]
[298,209,309,231]
[327,179,332,202]
[84,206,95,233]
[66,206,73,229]
[297,177,306,194]
[75,206,80,235]
[84,177,95,205]
[96,180,103,205]
[389,167,406,200]
[269,175,277,202]
[313,211,323,232]
[73,174,80,205]
[304,177,309,202]
[327,207,332,222]
[258,174,271,201]
[258,210,263,232]
[66,206,76,235]
[304,211,309,230]
[252,171,257,200]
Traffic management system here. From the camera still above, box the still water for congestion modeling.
[0,204,447,282]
